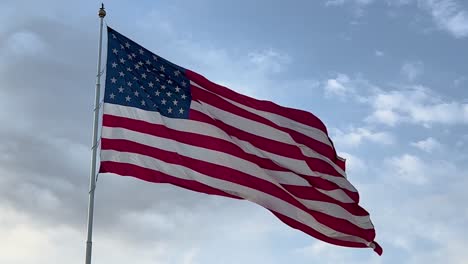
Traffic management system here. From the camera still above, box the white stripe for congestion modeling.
[103,103,357,193]
[317,189,355,203]
[298,199,372,229]
[102,126,372,229]
[191,80,333,148]
[191,101,347,177]
[101,149,370,244]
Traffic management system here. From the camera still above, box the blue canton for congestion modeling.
[104,27,191,119]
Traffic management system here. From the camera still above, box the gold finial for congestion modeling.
[98,3,106,18]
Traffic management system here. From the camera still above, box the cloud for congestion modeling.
[375,50,385,57]
[325,0,468,39]
[419,0,468,38]
[401,61,424,81]
[248,49,291,74]
[366,85,468,126]
[411,137,442,152]
[324,73,352,97]
[332,127,394,148]
[322,73,377,102]
[325,0,374,7]
[365,152,468,263]
[324,0,376,17]
[338,152,367,175]
[0,3,316,264]
[385,154,429,184]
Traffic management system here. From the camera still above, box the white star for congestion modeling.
[112,34,116,39]
[156,78,160,82]
[155,90,160,96]
[139,48,144,54]
[110,77,117,83]
[145,59,151,65]
[118,86,124,93]
[141,100,146,106]
[132,53,136,58]
[160,65,165,72]
[125,42,130,48]
[173,99,178,106]
[133,76,138,80]
[112,62,117,68]
[179,108,184,114]
[134,64,140,70]
[127,54,133,60]
[109,93,116,99]
[127,81,132,87]
[175,86,181,92]
[167,79,173,84]
[153,55,158,61]
[134,91,139,97]
[161,99,167,105]
[120,44,124,49]
[127,67,132,72]
[161,85,166,90]
[168,107,173,113]
[140,85,144,90]
[119,71,125,77]
[181,94,187,99]
[112,48,118,54]
[182,81,187,87]
[166,91,172,97]
[120,58,126,64]
[125,95,131,101]
[174,70,180,76]
[141,73,147,79]
[148,82,154,87]
[138,61,144,66]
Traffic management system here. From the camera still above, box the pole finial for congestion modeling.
[98,3,106,18]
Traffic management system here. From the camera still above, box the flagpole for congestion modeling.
[85,4,106,264]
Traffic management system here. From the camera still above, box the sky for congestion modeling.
[0,0,467,263]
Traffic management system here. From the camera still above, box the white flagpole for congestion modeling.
[85,4,106,264]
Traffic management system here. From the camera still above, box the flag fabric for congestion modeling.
[100,27,382,255]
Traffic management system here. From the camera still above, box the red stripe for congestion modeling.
[186,69,329,135]
[103,114,357,201]
[100,161,240,199]
[189,108,348,178]
[272,212,367,247]
[281,185,367,216]
[101,137,375,241]
[191,86,338,164]
[101,161,377,251]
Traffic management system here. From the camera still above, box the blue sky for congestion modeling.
[0,0,467,263]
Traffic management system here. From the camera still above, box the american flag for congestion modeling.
[100,27,382,255]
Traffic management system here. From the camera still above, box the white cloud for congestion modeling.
[419,0,468,38]
[375,50,385,56]
[384,153,458,185]
[332,127,394,148]
[325,0,374,6]
[338,152,367,174]
[411,137,442,152]
[366,85,468,126]
[453,76,467,86]
[326,0,468,39]
[401,61,424,81]
[324,73,352,97]
[248,49,291,74]
[368,109,400,126]
[385,154,429,184]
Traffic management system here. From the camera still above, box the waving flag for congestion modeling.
[100,27,382,255]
